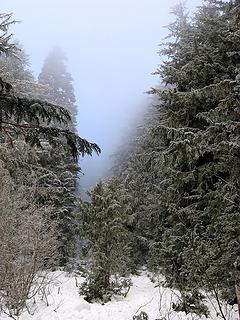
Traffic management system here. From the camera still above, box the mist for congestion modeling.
[1,0,202,191]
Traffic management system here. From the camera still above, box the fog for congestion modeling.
[1,0,202,191]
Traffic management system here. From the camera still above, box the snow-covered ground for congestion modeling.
[0,271,237,320]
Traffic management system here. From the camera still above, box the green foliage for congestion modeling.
[77,181,131,302]
[146,1,240,306]
[102,0,240,317]
[172,291,209,317]
[0,77,100,160]
[79,273,132,303]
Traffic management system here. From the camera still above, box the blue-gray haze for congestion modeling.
[1,0,201,191]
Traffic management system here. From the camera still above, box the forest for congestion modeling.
[0,1,240,320]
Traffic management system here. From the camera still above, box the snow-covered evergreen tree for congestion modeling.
[103,1,240,316]
[0,16,100,266]
[143,1,240,315]
[38,47,77,128]
[77,180,131,302]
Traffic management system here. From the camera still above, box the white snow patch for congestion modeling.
[0,271,237,320]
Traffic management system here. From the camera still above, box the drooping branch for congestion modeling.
[0,77,101,160]
[0,13,19,56]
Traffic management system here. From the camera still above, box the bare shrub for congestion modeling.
[0,161,58,318]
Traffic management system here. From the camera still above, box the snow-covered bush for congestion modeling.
[0,163,58,317]
[79,271,112,303]
[111,277,132,298]
[80,273,132,303]
[133,311,149,320]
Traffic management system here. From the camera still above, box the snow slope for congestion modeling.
[0,271,237,320]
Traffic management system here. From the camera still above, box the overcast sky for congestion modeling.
[1,0,202,190]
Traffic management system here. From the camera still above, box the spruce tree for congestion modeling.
[0,44,53,100]
[145,0,240,316]
[38,47,77,127]
[38,47,84,263]
[104,1,240,316]
[77,180,131,302]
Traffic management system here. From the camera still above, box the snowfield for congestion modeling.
[0,271,237,320]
